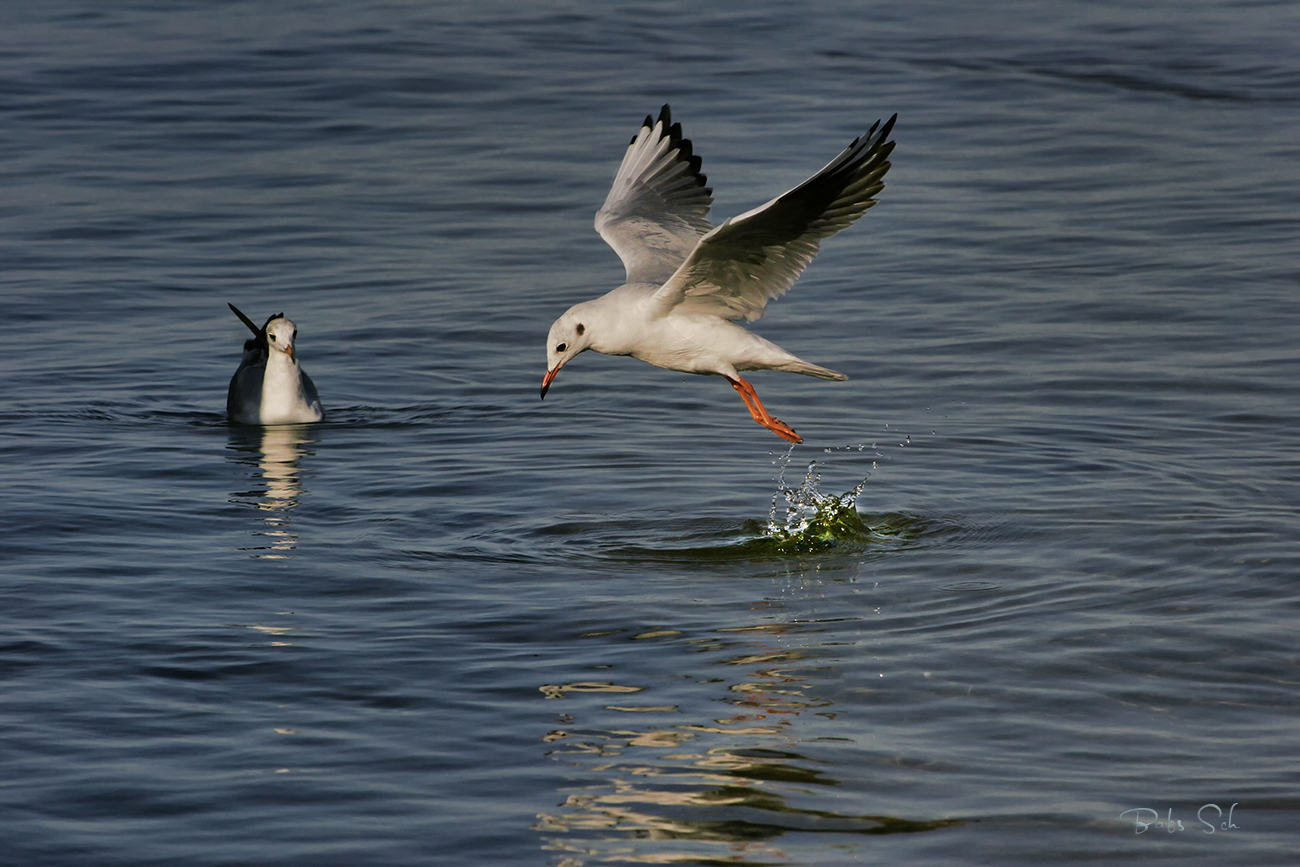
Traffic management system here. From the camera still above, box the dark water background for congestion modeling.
[2,1,1298,864]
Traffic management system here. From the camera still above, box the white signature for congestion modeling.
[1119,803,1240,834]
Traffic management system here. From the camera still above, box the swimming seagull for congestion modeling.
[226,303,324,425]
[541,105,896,444]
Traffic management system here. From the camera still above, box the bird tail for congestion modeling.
[784,360,848,381]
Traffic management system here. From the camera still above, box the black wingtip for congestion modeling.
[640,105,673,135]
[634,106,667,144]
[867,114,898,152]
[842,113,898,169]
[228,302,261,337]
[879,113,898,141]
[875,115,898,164]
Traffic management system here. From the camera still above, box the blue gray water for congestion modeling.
[2,1,1298,864]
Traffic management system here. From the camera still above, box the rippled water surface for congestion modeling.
[3,1,1299,864]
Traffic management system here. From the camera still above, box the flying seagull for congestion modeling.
[541,105,896,443]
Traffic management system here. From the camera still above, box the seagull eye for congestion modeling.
[268,333,277,341]
[576,323,585,336]
[556,342,568,353]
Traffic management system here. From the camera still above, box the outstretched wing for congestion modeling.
[650,114,896,322]
[594,105,714,286]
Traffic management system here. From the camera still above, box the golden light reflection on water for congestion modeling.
[247,624,297,647]
[228,424,316,558]
[536,620,958,864]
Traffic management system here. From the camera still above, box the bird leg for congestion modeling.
[727,376,803,444]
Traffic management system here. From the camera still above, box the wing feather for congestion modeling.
[594,105,714,285]
[651,114,896,322]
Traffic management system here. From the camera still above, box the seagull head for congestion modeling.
[541,306,594,399]
[264,317,299,360]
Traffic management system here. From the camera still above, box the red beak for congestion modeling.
[540,366,559,399]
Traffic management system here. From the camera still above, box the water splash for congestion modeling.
[762,454,877,553]
[599,437,933,562]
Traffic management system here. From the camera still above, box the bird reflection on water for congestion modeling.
[227,425,318,558]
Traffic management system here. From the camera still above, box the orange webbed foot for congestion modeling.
[728,376,804,445]
[764,418,803,444]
